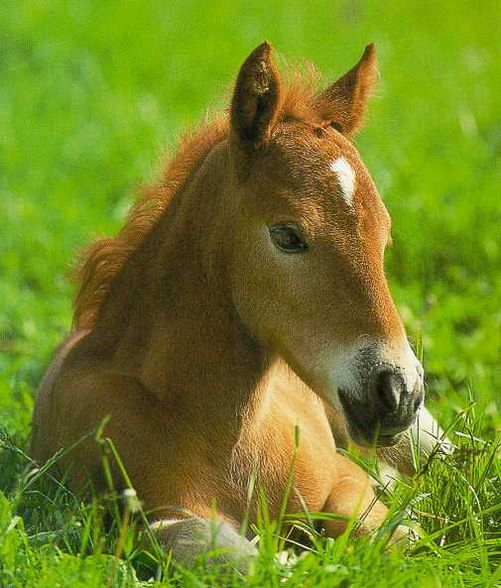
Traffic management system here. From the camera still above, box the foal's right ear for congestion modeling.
[230,42,282,153]
[315,44,377,137]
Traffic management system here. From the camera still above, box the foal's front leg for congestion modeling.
[149,513,257,570]
[322,452,390,538]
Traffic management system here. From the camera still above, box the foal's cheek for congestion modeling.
[231,233,291,341]
[230,231,274,327]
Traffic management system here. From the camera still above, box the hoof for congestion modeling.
[151,517,257,571]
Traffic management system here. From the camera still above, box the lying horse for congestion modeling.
[32,42,445,566]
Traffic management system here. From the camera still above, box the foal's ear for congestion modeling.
[316,44,377,137]
[230,42,282,152]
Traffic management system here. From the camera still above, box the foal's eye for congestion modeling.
[269,224,308,253]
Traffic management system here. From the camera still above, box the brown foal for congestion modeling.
[32,42,446,567]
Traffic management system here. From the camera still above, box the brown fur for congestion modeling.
[32,43,434,566]
[74,54,356,330]
[74,116,229,329]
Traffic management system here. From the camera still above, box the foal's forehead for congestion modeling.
[268,125,372,206]
[329,155,356,206]
[263,125,392,235]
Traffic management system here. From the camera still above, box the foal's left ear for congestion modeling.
[316,44,377,137]
[230,42,282,153]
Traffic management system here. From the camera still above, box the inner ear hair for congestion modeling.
[329,120,344,133]
[230,42,282,151]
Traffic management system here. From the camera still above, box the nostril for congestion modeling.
[413,388,424,411]
[374,370,403,413]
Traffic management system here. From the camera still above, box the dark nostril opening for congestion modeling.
[413,388,424,411]
[374,370,403,413]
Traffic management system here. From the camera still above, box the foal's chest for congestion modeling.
[221,401,337,521]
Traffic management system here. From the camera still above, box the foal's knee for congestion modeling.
[149,516,257,570]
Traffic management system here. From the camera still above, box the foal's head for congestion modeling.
[227,43,423,447]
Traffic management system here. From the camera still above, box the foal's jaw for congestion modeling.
[326,338,424,447]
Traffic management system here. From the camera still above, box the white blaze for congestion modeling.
[330,156,356,205]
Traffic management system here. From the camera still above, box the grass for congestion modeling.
[0,0,500,586]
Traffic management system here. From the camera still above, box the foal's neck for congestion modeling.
[101,141,272,437]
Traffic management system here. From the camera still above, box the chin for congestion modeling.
[345,420,405,448]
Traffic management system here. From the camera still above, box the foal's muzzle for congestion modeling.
[339,363,424,447]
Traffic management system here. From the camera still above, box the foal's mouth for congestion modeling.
[338,389,408,448]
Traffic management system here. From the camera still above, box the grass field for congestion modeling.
[1,1,500,586]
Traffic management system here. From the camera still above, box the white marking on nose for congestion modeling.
[325,337,424,406]
[330,156,356,205]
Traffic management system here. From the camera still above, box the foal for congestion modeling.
[33,43,441,566]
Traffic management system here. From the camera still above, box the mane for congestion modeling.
[73,68,323,329]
